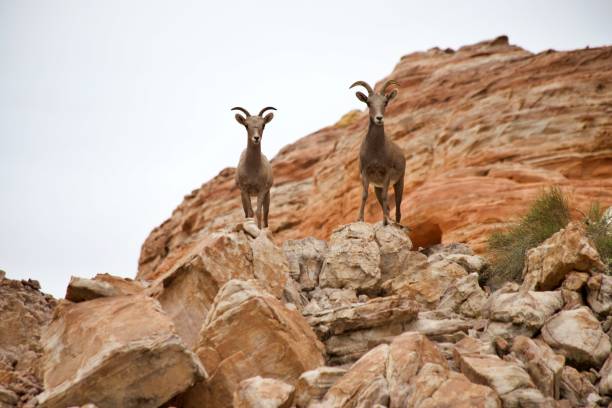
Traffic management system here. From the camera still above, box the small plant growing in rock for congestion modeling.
[585,202,612,272]
[486,187,571,287]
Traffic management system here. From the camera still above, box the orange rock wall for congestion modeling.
[138,36,612,281]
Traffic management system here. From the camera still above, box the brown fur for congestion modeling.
[350,80,406,225]
[232,107,275,228]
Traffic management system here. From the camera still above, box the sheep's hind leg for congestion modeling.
[358,173,369,222]
[241,191,254,219]
[393,176,404,224]
[262,191,270,228]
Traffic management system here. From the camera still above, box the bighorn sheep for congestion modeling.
[350,79,406,225]
[232,106,276,229]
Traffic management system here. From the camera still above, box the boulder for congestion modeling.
[405,362,501,408]
[182,280,324,407]
[522,222,605,291]
[437,273,488,318]
[559,365,600,406]
[233,376,294,408]
[319,223,381,292]
[511,336,565,399]
[598,354,612,396]
[153,225,289,349]
[321,332,500,408]
[541,306,611,369]
[0,277,56,405]
[306,296,419,365]
[385,332,448,407]
[283,237,328,290]
[586,273,612,317]
[36,295,205,408]
[294,367,346,407]
[65,273,143,302]
[373,222,413,283]
[383,256,468,308]
[484,290,563,338]
[454,337,545,406]
[320,344,390,408]
[318,222,412,293]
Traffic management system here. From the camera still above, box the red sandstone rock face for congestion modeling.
[138,36,612,281]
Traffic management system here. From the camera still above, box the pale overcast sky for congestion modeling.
[1,0,611,298]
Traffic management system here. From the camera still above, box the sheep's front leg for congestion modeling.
[241,190,254,218]
[262,190,270,228]
[358,172,369,222]
[381,176,391,225]
[255,191,266,229]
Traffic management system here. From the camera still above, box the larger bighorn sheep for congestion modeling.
[350,79,406,225]
[232,106,276,229]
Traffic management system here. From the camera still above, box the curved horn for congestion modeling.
[349,80,373,95]
[258,106,277,117]
[381,79,399,94]
[231,107,251,117]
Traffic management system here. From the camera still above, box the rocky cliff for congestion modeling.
[2,37,612,408]
[138,35,612,282]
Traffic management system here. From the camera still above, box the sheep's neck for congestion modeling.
[365,121,386,151]
[245,142,262,168]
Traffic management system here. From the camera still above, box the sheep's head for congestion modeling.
[232,106,276,145]
[350,80,399,126]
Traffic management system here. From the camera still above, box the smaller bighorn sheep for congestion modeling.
[232,106,276,229]
[350,79,406,225]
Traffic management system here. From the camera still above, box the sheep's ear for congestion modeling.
[263,112,274,124]
[235,114,246,125]
[386,89,398,101]
[355,91,368,103]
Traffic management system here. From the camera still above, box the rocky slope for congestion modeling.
[138,35,612,282]
[5,217,611,407]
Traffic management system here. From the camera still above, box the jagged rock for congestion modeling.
[318,222,413,294]
[152,225,289,349]
[598,354,612,396]
[322,332,499,408]
[437,273,487,318]
[522,222,606,291]
[36,295,205,408]
[560,365,600,406]
[320,343,390,407]
[586,273,612,317]
[0,277,56,405]
[454,337,545,406]
[307,295,419,365]
[373,222,412,283]
[232,376,294,408]
[484,290,564,339]
[403,312,473,343]
[386,332,448,407]
[283,237,328,290]
[182,280,324,407]
[65,273,143,302]
[306,295,419,337]
[511,336,565,399]
[294,367,346,407]
[405,363,501,408]
[319,223,381,292]
[383,256,468,308]
[302,287,358,315]
[541,306,611,369]
[422,243,475,261]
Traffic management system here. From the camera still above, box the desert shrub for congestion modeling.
[585,202,612,272]
[486,187,571,287]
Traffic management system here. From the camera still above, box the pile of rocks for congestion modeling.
[2,219,611,407]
